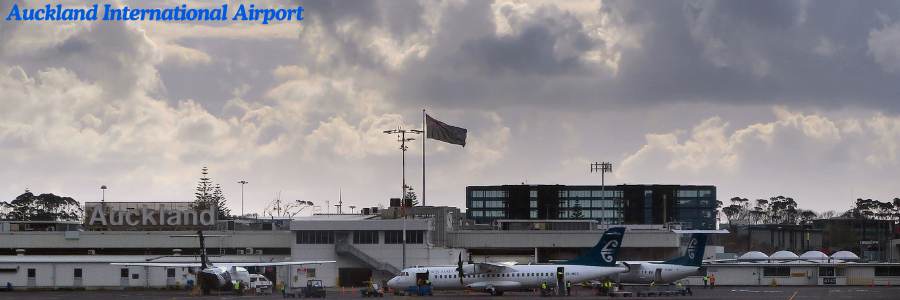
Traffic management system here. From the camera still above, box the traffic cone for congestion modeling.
[342,287,346,294]
[352,286,355,294]
[533,289,536,294]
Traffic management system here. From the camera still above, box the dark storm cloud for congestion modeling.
[390,0,900,113]
[292,0,427,72]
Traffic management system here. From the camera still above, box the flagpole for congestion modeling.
[422,109,426,207]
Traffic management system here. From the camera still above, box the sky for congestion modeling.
[1,0,899,218]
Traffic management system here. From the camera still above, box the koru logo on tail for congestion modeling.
[687,238,698,259]
[601,240,619,263]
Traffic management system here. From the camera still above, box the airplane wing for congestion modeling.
[472,262,517,273]
[218,261,336,267]
[111,261,335,268]
[111,263,203,267]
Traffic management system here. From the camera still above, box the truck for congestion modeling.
[248,274,273,295]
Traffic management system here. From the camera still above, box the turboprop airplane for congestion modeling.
[387,227,628,296]
[112,230,334,295]
[613,232,708,284]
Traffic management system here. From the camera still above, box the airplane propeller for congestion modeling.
[455,253,465,285]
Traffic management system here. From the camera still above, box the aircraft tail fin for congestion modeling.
[561,227,625,267]
[197,230,210,269]
[663,233,707,267]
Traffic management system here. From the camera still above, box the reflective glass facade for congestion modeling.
[466,184,717,229]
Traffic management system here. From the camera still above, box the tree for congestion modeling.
[7,191,83,221]
[404,189,419,207]
[191,167,231,220]
[571,200,584,219]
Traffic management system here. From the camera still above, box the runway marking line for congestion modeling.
[788,290,798,300]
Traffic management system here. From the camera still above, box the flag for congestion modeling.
[426,114,467,147]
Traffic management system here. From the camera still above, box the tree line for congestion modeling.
[721,196,900,225]
[1,167,232,222]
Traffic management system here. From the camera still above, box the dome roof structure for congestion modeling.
[738,251,769,261]
[830,251,860,261]
[771,251,800,260]
[799,251,828,260]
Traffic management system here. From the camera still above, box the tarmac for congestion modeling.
[4,286,900,300]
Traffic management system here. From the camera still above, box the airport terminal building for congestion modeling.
[3,196,899,290]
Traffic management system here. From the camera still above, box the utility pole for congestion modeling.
[591,162,613,224]
[384,127,422,270]
[238,181,248,218]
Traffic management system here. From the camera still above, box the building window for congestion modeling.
[763,267,791,277]
[471,211,483,217]
[384,231,403,244]
[28,269,35,278]
[74,269,82,278]
[530,200,537,208]
[384,230,425,244]
[132,274,139,280]
[530,190,537,198]
[698,190,712,197]
[485,201,504,208]
[295,231,335,244]
[484,211,505,217]
[353,231,379,244]
[471,201,484,208]
[407,231,425,244]
[530,210,537,218]
[307,268,316,277]
[120,268,129,278]
[875,267,900,276]
[472,190,484,197]
[167,268,176,278]
[677,190,699,197]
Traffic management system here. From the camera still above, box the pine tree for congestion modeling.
[571,199,584,219]
[191,167,230,220]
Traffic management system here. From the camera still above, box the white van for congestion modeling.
[249,274,273,295]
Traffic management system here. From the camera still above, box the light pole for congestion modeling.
[384,127,422,270]
[238,181,248,218]
[100,185,107,202]
[591,162,613,224]
[349,206,356,214]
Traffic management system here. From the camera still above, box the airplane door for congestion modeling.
[655,268,662,283]
[557,267,565,294]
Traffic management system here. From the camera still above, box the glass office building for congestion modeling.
[466,184,717,229]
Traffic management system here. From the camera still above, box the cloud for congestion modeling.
[868,20,900,73]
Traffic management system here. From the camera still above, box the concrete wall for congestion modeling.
[0,230,292,251]
[0,256,284,289]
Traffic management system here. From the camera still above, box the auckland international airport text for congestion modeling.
[5,4,303,24]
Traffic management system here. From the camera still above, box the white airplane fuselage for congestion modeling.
[197,265,252,292]
[388,265,628,292]
[615,262,699,284]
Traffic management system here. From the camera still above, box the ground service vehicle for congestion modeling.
[249,274,273,295]
[361,281,383,297]
[301,279,326,298]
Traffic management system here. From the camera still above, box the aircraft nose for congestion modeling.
[387,277,400,289]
